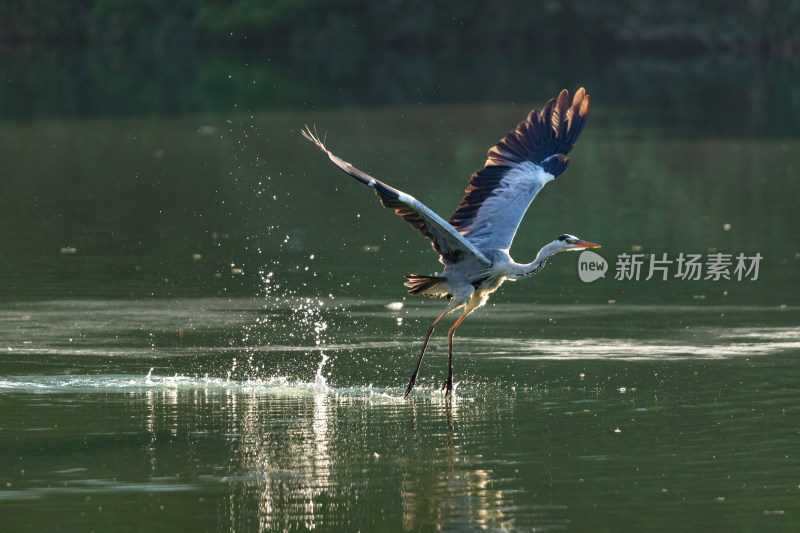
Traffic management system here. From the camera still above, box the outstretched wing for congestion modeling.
[449,88,590,253]
[302,126,490,266]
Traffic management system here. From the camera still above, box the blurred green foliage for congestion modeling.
[1,0,798,135]
[1,0,798,54]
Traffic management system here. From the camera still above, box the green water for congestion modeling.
[2,49,800,532]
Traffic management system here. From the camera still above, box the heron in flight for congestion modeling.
[303,87,598,398]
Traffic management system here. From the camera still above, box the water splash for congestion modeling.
[0,373,405,400]
[314,352,329,388]
[312,314,330,388]
[236,268,336,386]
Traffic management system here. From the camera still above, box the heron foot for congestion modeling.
[403,371,418,399]
[440,377,453,397]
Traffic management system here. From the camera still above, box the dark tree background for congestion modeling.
[0,0,798,136]
[2,0,798,54]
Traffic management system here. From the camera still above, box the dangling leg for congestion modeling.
[404,308,450,398]
[442,308,471,397]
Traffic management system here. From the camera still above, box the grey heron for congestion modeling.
[303,87,598,398]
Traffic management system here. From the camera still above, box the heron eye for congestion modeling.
[567,239,576,244]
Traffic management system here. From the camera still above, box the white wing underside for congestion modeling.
[394,191,492,265]
[461,161,554,252]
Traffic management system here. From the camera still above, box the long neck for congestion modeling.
[508,242,560,279]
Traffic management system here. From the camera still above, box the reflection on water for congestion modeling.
[1,284,799,532]
[0,372,547,531]
[3,318,800,532]
[222,386,333,531]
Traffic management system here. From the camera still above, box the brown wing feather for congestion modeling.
[448,88,590,236]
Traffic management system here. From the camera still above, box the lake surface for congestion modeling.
[2,48,799,532]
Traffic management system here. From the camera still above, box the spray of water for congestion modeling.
[234,267,335,389]
[209,117,340,389]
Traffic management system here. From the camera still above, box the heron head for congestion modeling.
[554,234,600,251]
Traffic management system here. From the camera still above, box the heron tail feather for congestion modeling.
[404,275,448,297]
